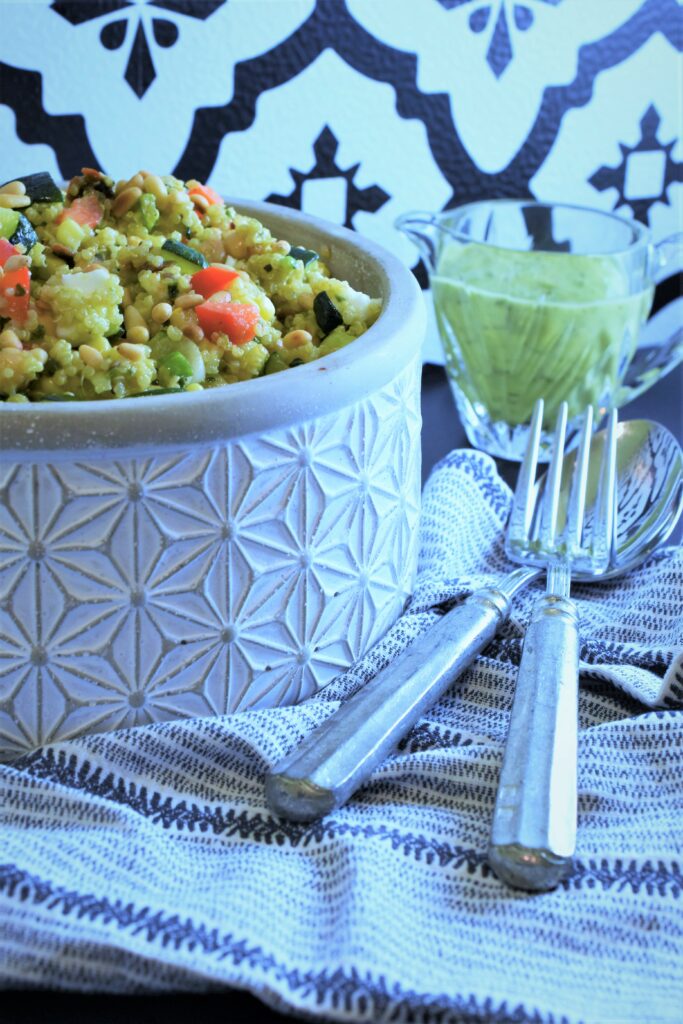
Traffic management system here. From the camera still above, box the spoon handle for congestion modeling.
[265,570,538,822]
[488,585,579,892]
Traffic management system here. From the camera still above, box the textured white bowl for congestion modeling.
[0,199,425,759]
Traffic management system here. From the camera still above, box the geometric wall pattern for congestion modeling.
[0,0,680,283]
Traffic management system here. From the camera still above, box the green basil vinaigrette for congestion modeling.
[432,243,653,427]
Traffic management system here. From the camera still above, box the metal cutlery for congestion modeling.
[487,399,616,891]
[266,414,683,829]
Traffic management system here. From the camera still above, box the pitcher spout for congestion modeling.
[394,211,444,272]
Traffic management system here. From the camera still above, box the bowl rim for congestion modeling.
[1,197,425,456]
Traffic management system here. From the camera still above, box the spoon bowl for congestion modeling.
[602,419,683,575]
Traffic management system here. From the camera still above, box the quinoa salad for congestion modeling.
[0,170,381,402]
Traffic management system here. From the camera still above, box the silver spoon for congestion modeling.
[265,420,683,822]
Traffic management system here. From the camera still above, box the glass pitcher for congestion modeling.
[397,200,682,461]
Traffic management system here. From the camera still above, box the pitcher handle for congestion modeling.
[616,231,683,407]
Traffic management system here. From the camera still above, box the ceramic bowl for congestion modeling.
[0,199,425,759]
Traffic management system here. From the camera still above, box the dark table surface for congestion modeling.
[7,359,682,1024]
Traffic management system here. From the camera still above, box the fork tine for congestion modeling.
[591,408,618,568]
[539,401,568,550]
[509,398,544,546]
[564,405,594,554]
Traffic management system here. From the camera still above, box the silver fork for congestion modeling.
[488,398,617,891]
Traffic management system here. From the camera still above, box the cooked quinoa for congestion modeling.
[0,170,381,402]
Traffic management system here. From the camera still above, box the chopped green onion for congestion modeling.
[160,351,193,379]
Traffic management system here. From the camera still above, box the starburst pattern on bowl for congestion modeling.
[0,359,421,758]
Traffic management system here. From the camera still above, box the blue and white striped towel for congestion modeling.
[2,450,682,1023]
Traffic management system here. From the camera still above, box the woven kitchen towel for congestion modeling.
[1,450,682,1024]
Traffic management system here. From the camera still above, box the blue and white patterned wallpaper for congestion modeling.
[0,0,681,295]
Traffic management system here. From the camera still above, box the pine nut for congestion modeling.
[283,329,312,349]
[4,254,30,271]
[124,305,146,330]
[143,174,167,199]
[79,344,104,369]
[174,292,204,309]
[1,180,26,196]
[112,186,142,217]
[128,324,150,344]
[183,322,204,343]
[151,301,173,323]
[224,234,247,259]
[118,172,144,193]
[192,193,210,213]
[0,193,30,209]
[117,342,146,362]
[0,328,22,350]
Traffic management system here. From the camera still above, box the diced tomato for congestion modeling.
[0,238,18,267]
[1,266,31,323]
[190,265,239,299]
[195,300,260,344]
[55,193,103,228]
[188,183,223,207]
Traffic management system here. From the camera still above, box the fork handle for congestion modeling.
[265,576,538,822]
[488,593,579,891]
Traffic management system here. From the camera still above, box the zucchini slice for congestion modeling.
[313,291,344,335]
[129,387,185,398]
[9,214,39,251]
[2,172,63,205]
[289,246,319,266]
[35,393,78,402]
[160,239,208,273]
